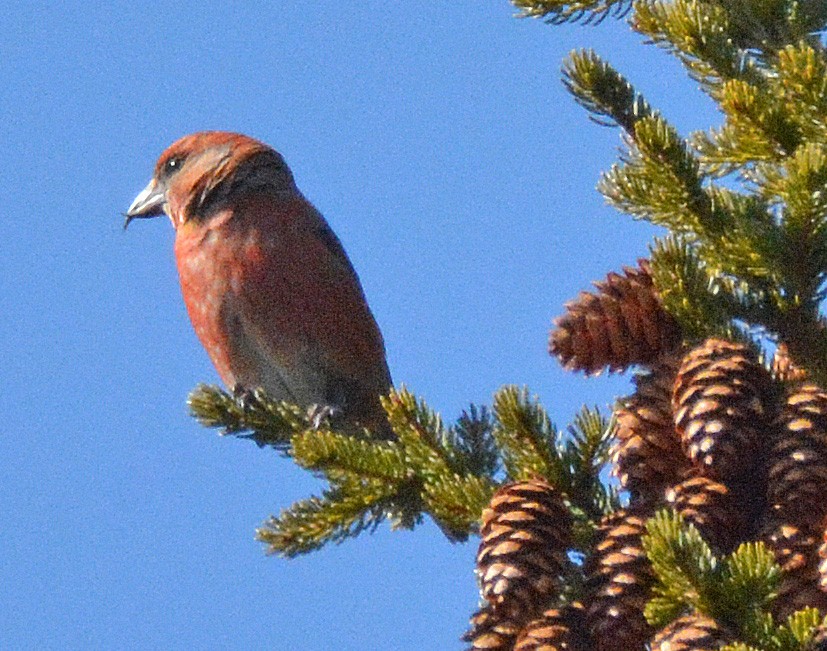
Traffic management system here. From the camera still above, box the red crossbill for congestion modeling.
[126,131,393,438]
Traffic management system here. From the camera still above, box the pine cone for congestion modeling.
[650,614,730,651]
[463,604,520,651]
[513,603,587,651]
[476,480,572,622]
[672,338,772,482]
[585,508,654,651]
[665,472,747,555]
[550,259,681,375]
[761,520,827,619]
[612,354,689,503]
[769,383,827,527]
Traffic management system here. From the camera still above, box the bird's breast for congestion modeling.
[173,218,252,387]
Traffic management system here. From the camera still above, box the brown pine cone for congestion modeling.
[585,508,654,651]
[612,354,689,503]
[665,472,747,555]
[549,259,681,375]
[463,604,520,651]
[476,480,572,623]
[769,383,827,527]
[650,614,730,651]
[513,603,588,651]
[672,338,772,483]
[761,520,827,619]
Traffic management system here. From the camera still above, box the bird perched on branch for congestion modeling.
[126,131,393,438]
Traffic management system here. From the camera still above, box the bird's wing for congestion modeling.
[232,196,392,415]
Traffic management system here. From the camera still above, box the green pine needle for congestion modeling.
[492,386,562,484]
[649,236,733,338]
[512,0,633,24]
[713,541,780,630]
[776,42,827,144]
[382,388,500,539]
[643,595,688,632]
[257,478,407,557]
[692,123,780,177]
[563,49,652,132]
[449,405,499,477]
[420,473,497,540]
[642,509,717,625]
[633,0,762,88]
[383,388,459,478]
[383,388,444,449]
[599,114,713,234]
[560,406,618,518]
[188,384,308,452]
[774,607,824,649]
[291,429,409,482]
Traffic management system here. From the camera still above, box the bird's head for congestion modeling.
[125,131,296,230]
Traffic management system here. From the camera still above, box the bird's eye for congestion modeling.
[162,156,185,177]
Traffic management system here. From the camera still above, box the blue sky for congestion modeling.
[1,3,719,649]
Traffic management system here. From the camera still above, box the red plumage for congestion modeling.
[127,131,392,437]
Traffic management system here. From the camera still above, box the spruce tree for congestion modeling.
[190,0,827,647]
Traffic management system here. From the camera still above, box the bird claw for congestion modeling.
[232,384,262,411]
[307,404,342,430]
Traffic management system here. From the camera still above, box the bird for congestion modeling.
[125,131,393,438]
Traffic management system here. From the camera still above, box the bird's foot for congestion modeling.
[307,403,343,430]
[232,384,263,411]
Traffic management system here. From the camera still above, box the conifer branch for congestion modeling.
[776,43,827,144]
[563,50,652,133]
[776,608,824,649]
[720,79,801,156]
[649,237,733,339]
[633,0,764,88]
[713,542,780,632]
[256,477,405,557]
[599,114,714,234]
[559,406,618,519]
[642,509,717,626]
[700,187,780,282]
[692,123,781,177]
[382,388,499,539]
[639,511,823,650]
[690,44,827,175]
[512,0,633,24]
[383,388,460,477]
[492,386,563,484]
[290,430,408,482]
[716,0,827,52]
[450,405,499,477]
[758,144,827,302]
[188,384,307,452]
[420,473,496,539]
